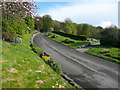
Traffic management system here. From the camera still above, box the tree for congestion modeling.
[41,15,52,32]
[64,24,72,34]
[52,20,61,31]
[100,25,119,47]
[1,2,36,19]
[63,19,77,35]
[81,24,90,37]
[1,2,36,42]
[34,16,43,32]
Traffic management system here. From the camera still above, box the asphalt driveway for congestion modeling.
[33,33,119,90]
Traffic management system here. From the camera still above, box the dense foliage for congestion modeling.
[34,16,43,31]
[63,19,77,35]
[1,2,36,42]
[41,15,52,32]
[34,15,103,39]
[100,26,120,47]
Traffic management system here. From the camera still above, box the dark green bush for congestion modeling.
[51,35,57,38]
[100,26,120,48]
[30,43,43,57]
[46,33,51,36]
[62,39,75,44]
[47,60,62,74]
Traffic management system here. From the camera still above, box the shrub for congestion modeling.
[51,35,57,38]
[30,43,43,57]
[62,39,75,44]
[47,60,62,74]
[46,32,51,36]
[100,26,120,48]
[101,49,110,54]
[32,46,40,53]
[101,49,110,57]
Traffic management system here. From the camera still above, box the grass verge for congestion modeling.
[85,46,120,63]
[1,34,74,88]
[47,33,88,49]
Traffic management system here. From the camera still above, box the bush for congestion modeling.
[62,39,75,44]
[51,35,57,38]
[100,26,120,48]
[101,49,110,54]
[46,32,51,36]
[30,43,43,57]
[47,60,62,74]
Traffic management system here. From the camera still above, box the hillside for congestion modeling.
[1,34,73,88]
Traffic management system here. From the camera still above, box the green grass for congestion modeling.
[47,33,88,49]
[85,46,120,63]
[1,34,74,88]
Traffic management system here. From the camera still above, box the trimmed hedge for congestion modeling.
[100,39,120,48]
[53,31,87,41]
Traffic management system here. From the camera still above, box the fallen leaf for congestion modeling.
[0,60,8,63]
[58,85,65,88]
[18,64,21,67]
[6,78,18,81]
[35,70,42,73]
[52,86,55,88]
[41,65,45,70]
[7,68,18,73]
[27,70,32,72]
[36,80,44,84]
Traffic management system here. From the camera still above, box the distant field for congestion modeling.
[85,46,120,63]
[47,33,88,49]
[1,34,73,88]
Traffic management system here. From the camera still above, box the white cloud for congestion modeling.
[96,21,112,28]
[36,0,119,3]
[39,0,118,27]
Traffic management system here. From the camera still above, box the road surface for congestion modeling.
[33,33,119,90]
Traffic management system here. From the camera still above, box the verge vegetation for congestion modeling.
[1,34,74,88]
[47,33,88,49]
[85,46,120,63]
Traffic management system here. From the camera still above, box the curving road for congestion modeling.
[33,33,119,90]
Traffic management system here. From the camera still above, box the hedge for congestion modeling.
[52,31,87,41]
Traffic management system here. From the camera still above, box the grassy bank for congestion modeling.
[1,34,74,88]
[47,33,88,49]
[85,46,120,63]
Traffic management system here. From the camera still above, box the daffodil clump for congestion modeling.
[42,56,51,61]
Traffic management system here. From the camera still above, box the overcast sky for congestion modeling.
[35,0,119,28]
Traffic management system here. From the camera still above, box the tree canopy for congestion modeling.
[1,2,36,42]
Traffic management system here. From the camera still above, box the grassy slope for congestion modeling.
[48,33,88,49]
[85,46,120,63]
[1,34,73,88]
